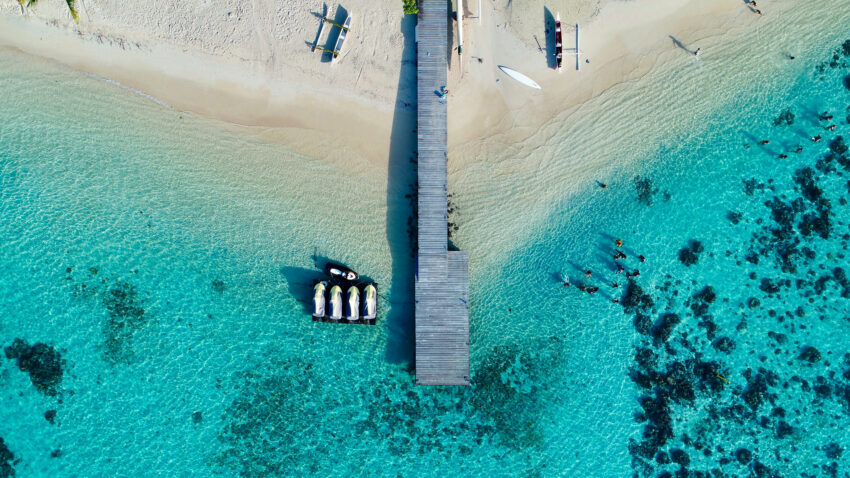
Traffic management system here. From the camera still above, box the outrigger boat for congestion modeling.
[330,14,352,66]
[363,284,377,320]
[312,281,327,318]
[346,286,360,321]
[555,13,563,72]
[311,13,353,65]
[329,285,343,320]
[325,262,358,281]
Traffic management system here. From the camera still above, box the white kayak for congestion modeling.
[498,65,542,90]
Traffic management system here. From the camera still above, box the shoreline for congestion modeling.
[1,0,839,272]
[1,0,760,163]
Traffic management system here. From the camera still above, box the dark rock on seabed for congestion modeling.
[4,338,65,396]
[0,437,15,478]
[799,346,822,363]
[44,410,57,425]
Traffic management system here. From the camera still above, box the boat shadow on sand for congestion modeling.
[544,7,557,69]
[308,3,349,63]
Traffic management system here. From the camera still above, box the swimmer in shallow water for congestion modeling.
[812,135,822,142]
[615,239,623,248]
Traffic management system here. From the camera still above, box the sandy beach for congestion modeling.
[1,0,764,161]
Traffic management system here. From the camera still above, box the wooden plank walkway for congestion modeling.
[414,0,470,386]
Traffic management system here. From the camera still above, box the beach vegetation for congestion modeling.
[66,0,79,24]
[19,0,78,24]
[402,0,418,15]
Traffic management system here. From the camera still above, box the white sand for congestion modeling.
[1,0,843,267]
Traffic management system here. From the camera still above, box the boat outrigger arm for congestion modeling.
[313,45,340,56]
[323,17,351,31]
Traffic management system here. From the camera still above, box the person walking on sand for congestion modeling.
[693,48,701,57]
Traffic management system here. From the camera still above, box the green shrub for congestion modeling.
[403,0,418,15]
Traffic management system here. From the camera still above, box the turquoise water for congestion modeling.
[2,30,850,478]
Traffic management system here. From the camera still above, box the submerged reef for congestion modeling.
[772,108,795,126]
[624,40,850,477]
[633,175,658,206]
[101,280,148,363]
[3,338,65,396]
[216,338,564,475]
[67,267,151,364]
[0,438,15,478]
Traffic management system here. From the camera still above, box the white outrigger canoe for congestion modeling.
[498,65,542,89]
[331,14,352,66]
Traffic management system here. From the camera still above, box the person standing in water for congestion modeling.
[693,48,701,57]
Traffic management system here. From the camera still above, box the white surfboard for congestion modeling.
[498,65,542,89]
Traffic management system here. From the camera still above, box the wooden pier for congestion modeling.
[414,0,470,386]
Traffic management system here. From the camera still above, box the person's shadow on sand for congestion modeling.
[669,35,695,55]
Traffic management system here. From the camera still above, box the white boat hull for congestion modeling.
[498,65,542,89]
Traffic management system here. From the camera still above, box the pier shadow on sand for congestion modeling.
[447,0,455,70]
[384,14,419,366]
[544,7,556,69]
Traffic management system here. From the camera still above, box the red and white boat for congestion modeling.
[555,13,563,72]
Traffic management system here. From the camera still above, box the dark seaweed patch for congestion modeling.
[634,175,658,206]
[216,339,564,475]
[102,281,148,363]
[68,268,151,364]
[772,108,795,126]
[44,410,57,425]
[3,338,65,396]
[0,437,14,478]
[678,240,704,267]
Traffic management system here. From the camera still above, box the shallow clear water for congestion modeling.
[2,21,850,478]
